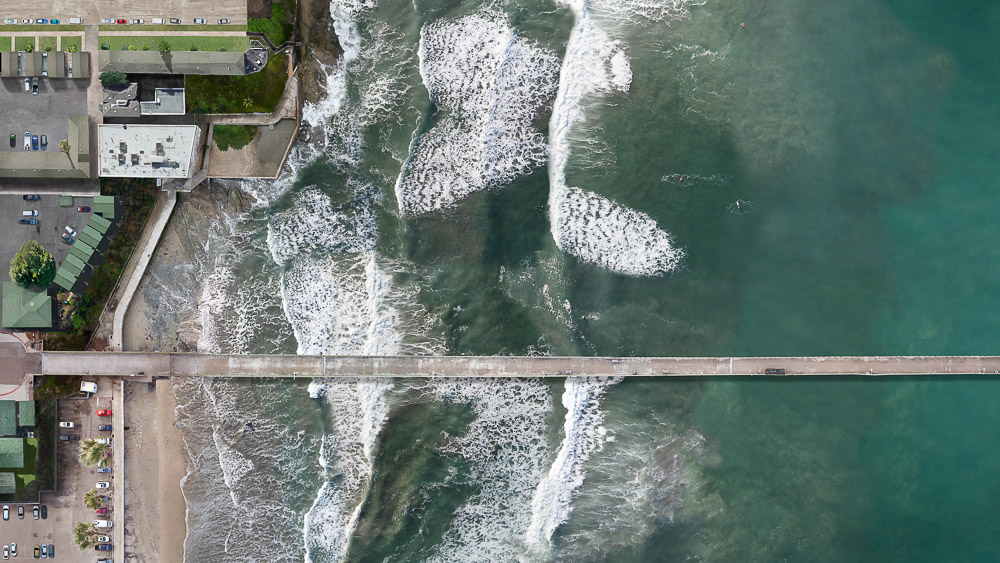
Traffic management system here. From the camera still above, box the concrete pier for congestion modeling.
[36,352,1000,377]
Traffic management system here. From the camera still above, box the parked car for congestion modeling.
[64,226,77,237]
[23,130,29,148]
[31,135,37,150]
[40,134,46,150]
[96,536,110,543]
[2,19,15,25]
[22,210,37,216]
[8,134,13,147]
[94,519,112,528]
[96,481,110,489]
[32,545,38,558]
[98,424,112,431]
[32,505,38,519]
[101,18,114,24]
[40,543,46,557]
[17,219,37,225]
[3,544,7,559]
[193,18,207,24]
[77,206,91,212]
[95,544,112,551]
[131,18,144,24]
[98,559,112,563]
[23,194,39,201]
[50,19,60,24]
[40,505,46,519]
[169,18,181,24]
[9,543,15,557]
[58,435,71,441]
[95,507,108,514]
[97,409,111,416]
[97,467,111,473]
[17,506,22,519]
[47,544,53,557]
[152,18,165,24]
[116,18,126,24]
[219,18,231,24]
[31,77,38,95]
[61,234,74,245]
[34,19,47,24]
[95,437,110,445]
[1,505,6,520]
[59,421,74,428]
[69,18,84,24]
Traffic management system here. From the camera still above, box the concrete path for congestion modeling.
[36,353,1000,377]
[110,189,176,351]
[84,24,102,179]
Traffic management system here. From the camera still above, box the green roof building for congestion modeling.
[0,438,24,469]
[1,282,52,329]
[17,402,34,428]
[0,403,14,437]
[0,473,15,495]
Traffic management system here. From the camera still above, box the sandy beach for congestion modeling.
[123,378,188,562]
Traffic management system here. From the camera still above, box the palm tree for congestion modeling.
[72,522,99,549]
[83,489,104,510]
[78,438,111,468]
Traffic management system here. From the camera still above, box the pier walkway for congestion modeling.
[35,353,1000,377]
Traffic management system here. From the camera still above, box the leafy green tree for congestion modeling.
[22,43,34,53]
[78,438,111,468]
[213,125,257,151]
[83,489,105,510]
[59,139,70,153]
[158,40,171,53]
[72,522,99,549]
[67,43,79,53]
[9,241,55,289]
[99,71,127,86]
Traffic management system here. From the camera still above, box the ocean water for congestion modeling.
[149,0,1000,560]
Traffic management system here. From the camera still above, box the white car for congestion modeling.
[3,544,7,559]
[96,481,110,489]
[101,18,114,24]
[219,18,231,24]
[94,520,112,528]
[193,18,206,24]
[96,536,110,543]
[20,19,30,24]
[95,437,110,445]
[9,543,15,557]
[131,18,144,24]
[58,421,74,428]
[1,505,6,520]
[3,19,15,24]
[64,226,77,238]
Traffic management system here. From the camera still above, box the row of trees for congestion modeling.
[72,438,113,550]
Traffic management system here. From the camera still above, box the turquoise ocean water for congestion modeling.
[139,0,1000,560]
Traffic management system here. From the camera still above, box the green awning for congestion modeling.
[1,282,52,329]
[87,214,111,233]
[77,230,101,249]
[64,253,87,272]
[59,195,73,207]
[58,261,82,279]
[0,403,14,437]
[0,473,15,495]
[17,402,34,427]
[70,243,93,261]
[0,438,24,469]
[54,273,76,292]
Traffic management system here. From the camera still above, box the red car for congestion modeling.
[95,508,108,514]
[77,206,91,212]
[97,409,111,416]
[116,18,127,24]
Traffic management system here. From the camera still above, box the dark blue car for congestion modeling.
[17,218,37,225]
[31,135,38,151]
[95,544,112,551]
[98,425,112,431]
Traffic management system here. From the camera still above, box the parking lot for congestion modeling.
[43,378,119,559]
[0,77,87,160]
[0,193,94,277]
[0,502,61,559]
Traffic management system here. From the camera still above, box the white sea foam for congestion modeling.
[547,0,686,277]
[395,12,559,215]
[526,376,621,550]
[422,378,554,562]
[304,377,394,562]
[266,185,379,266]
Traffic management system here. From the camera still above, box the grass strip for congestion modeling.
[37,36,57,52]
[0,25,84,32]
[99,35,249,52]
[60,36,82,53]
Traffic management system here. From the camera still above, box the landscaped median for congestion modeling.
[99,35,249,52]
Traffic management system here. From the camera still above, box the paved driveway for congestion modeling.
[0,77,87,161]
[0,194,94,279]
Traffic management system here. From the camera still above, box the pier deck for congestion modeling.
[35,353,1000,377]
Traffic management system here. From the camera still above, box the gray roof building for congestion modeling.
[0,51,89,78]
[99,50,246,75]
[98,124,200,178]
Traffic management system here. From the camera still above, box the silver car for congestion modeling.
[3,19,16,24]
[193,18,206,24]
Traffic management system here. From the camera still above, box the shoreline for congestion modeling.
[157,379,188,563]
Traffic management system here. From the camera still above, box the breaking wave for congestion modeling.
[395,11,560,215]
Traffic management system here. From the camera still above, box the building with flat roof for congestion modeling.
[99,50,247,75]
[0,473,14,495]
[1,282,53,329]
[140,88,186,115]
[0,438,24,469]
[98,124,200,178]
[103,85,186,118]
